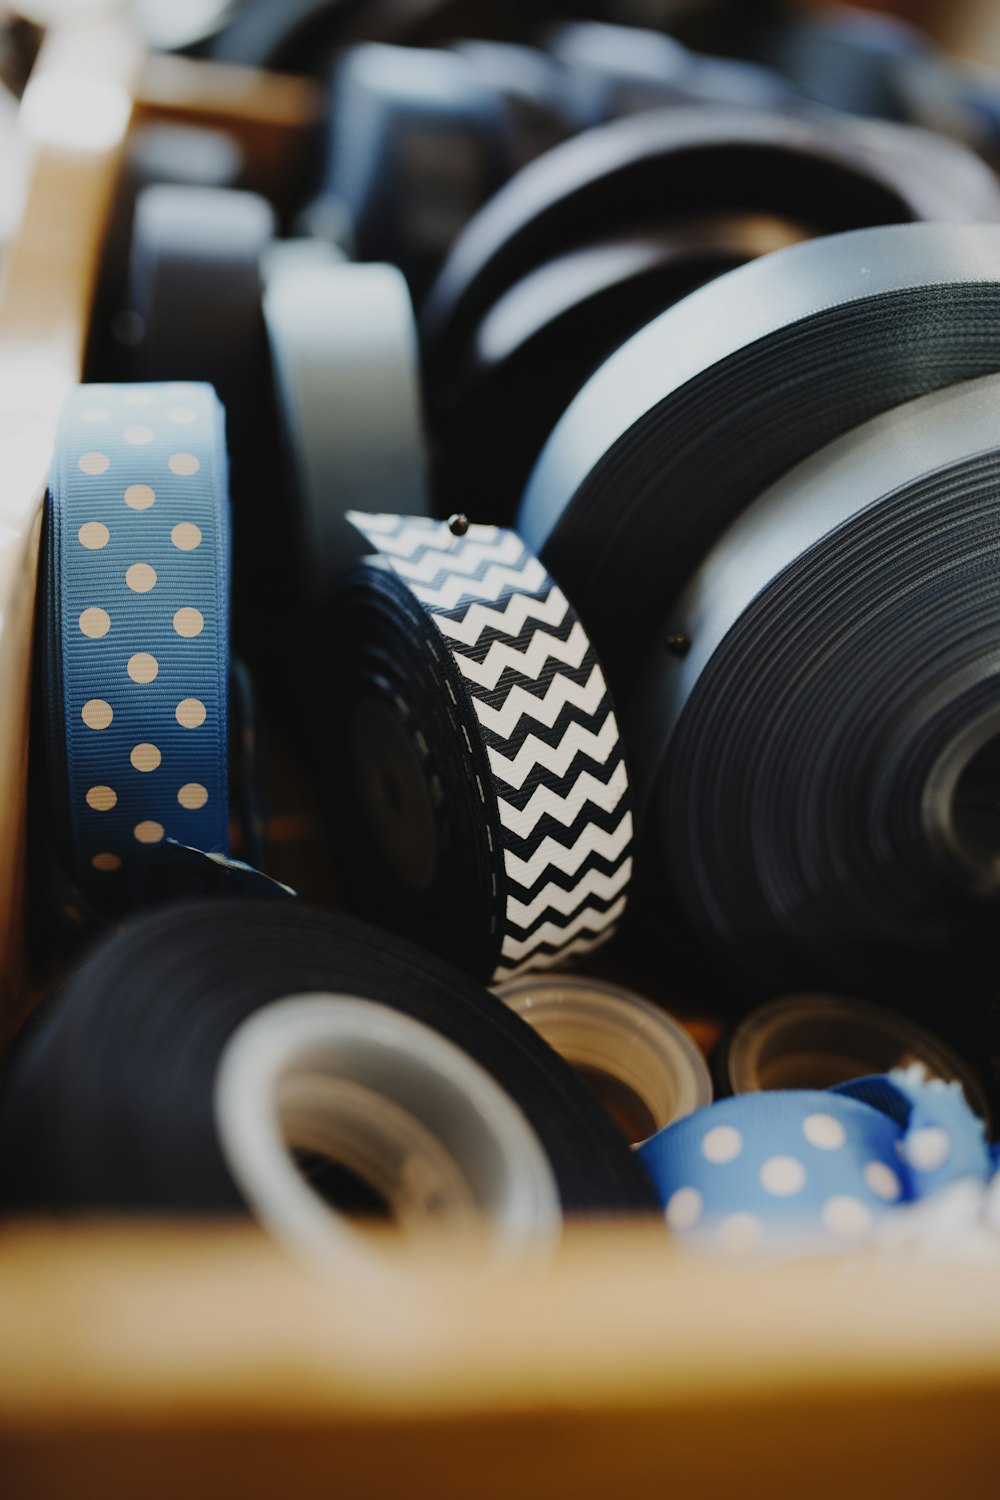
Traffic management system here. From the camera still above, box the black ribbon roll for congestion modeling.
[641,374,1000,1006]
[312,514,634,983]
[518,222,1000,693]
[546,21,795,128]
[319,43,517,296]
[0,901,657,1217]
[419,107,1000,382]
[431,215,807,524]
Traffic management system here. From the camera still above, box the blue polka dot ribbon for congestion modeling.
[44,383,231,912]
[637,1067,995,1256]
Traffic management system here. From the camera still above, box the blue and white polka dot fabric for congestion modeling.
[638,1066,994,1256]
[45,382,230,911]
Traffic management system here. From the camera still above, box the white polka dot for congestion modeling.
[124,484,155,510]
[760,1156,807,1196]
[168,452,200,476]
[127,652,158,684]
[130,742,161,773]
[123,425,154,445]
[821,1196,874,1238]
[716,1213,764,1255]
[171,522,202,551]
[78,522,109,550]
[91,852,121,872]
[78,451,110,475]
[79,407,110,423]
[81,699,112,730]
[864,1161,902,1202]
[904,1127,951,1173]
[134,820,165,844]
[173,607,204,638]
[665,1187,703,1232]
[178,782,209,810]
[176,698,206,728]
[85,785,117,811]
[803,1113,846,1151]
[167,406,197,424]
[123,388,154,406]
[79,607,110,638]
[125,562,157,593]
[702,1125,744,1164]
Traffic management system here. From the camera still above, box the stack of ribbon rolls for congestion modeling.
[7,4,1000,1273]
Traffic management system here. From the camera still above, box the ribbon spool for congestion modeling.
[431,215,807,524]
[546,22,794,127]
[494,973,712,1145]
[262,250,429,605]
[762,5,927,119]
[519,222,1000,691]
[319,43,517,295]
[125,185,278,645]
[638,1068,994,1257]
[419,107,997,383]
[450,41,571,169]
[645,374,1000,1006]
[723,994,991,1130]
[317,513,634,982]
[0,902,658,1224]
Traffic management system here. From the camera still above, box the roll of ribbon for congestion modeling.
[723,994,991,1130]
[763,5,927,119]
[450,40,571,169]
[262,251,429,603]
[546,22,793,128]
[638,1066,995,1257]
[420,108,996,382]
[431,215,808,524]
[126,185,274,404]
[494,973,712,1145]
[0,901,658,1220]
[125,185,278,647]
[644,373,1000,1004]
[317,513,634,982]
[519,222,1000,690]
[41,382,232,917]
[319,43,516,294]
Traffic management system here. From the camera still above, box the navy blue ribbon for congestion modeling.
[44,382,231,912]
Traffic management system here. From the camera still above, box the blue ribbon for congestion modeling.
[637,1067,994,1254]
[44,382,231,912]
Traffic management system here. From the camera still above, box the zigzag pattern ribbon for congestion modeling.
[44,382,230,914]
[348,513,634,977]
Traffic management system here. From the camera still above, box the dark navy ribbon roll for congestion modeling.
[420,107,1000,387]
[641,373,1000,1005]
[518,222,1000,694]
[639,1067,995,1256]
[0,900,658,1220]
[44,382,231,912]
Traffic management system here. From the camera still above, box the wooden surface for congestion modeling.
[1,1221,999,1499]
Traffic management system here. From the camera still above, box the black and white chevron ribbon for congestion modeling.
[349,514,634,978]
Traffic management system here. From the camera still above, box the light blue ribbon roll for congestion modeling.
[44,382,231,912]
[638,1068,994,1254]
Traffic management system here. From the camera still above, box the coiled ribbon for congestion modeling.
[643,374,1000,1004]
[0,900,657,1219]
[519,222,1000,690]
[639,1067,995,1258]
[43,382,231,915]
[421,109,1000,384]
